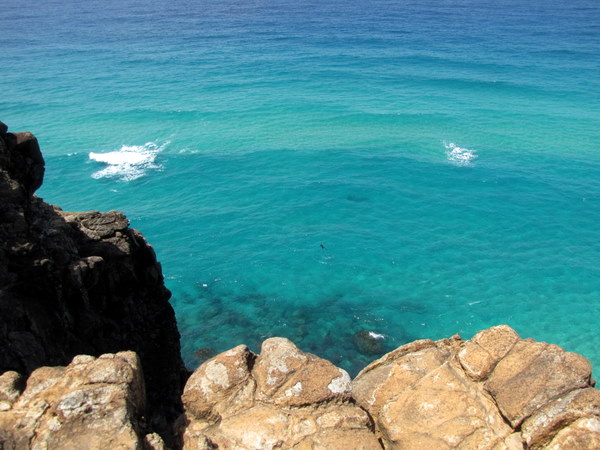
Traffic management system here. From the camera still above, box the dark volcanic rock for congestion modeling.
[0,123,186,442]
[352,330,386,355]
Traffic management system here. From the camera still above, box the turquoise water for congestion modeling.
[2,0,599,374]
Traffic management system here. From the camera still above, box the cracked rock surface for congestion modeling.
[178,337,381,449]
[1,326,599,449]
[353,325,598,449]
[0,351,164,449]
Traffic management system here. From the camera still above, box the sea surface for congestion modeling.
[2,0,599,375]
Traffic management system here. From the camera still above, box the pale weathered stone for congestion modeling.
[494,432,526,450]
[355,338,438,379]
[179,338,381,449]
[253,337,352,406]
[353,329,534,449]
[0,371,23,411]
[378,361,512,448]
[3,318,600,450]
[543,416,600,449]
[0,351,147,449]
[353,345,449,416]
[521,387,600,448]
[17,366,66,404]
[293,429,382,449]
[186,404,381,450]
[144,432,167,449]
[182,344,255,420]
[458,325,520,380]
[485,339,593,426]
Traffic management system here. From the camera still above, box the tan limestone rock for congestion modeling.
[353,330,527,449]
[293,429,384,449]
[543,416,600,449]
[485,339,593,427]
[458,325,520,380]
[377,360,513,448]
[521,387,600,448]
[144,432,167,449]
[495,432,526,450]
[0,351,147,449]
[253,337,352,406]
[182,403,380,450]
[355,339,438,379]
[353,345,449,416]
[179,338,381,449]
[182,344,255,420]
[0,371,23,411]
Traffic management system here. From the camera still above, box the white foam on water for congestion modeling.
[89,141,166,181]
[444,142,477,166]
[368,331,385,340]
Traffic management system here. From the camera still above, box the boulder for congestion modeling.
[353,326,597,449]
[179,338,381,449]
[0,352,149,448]
[521,388,600,448]
[542,417,600,449]
[353,335,514,448]
[458,325,520,380]
[353,330,386,355]
[485,339,592,427]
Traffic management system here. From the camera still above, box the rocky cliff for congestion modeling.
[0,122,187,441]
[1,326,599,449]
[1,123,599,449]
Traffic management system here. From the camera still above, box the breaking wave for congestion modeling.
[89,142,166,181]
[444,142,477,166]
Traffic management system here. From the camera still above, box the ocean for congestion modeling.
[2,0,599,375]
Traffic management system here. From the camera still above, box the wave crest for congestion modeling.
[444,142,477,166]
[89,142,166,181]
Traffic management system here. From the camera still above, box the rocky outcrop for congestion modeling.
[177,338,382,449]
[1,326,599,449]
[0,351,163,449]
[173,325,600,449]
[0,122,186,441]
[176,325,599,449]
[353,325,598,449]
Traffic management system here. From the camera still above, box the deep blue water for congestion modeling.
[2,0,600,374]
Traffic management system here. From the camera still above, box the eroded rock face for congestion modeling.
[0,123,186,441]
[178,338,382,449]
[0,351,166,449]
[1,326,599,449]
[485,339,592,428]
[353,325,598,449]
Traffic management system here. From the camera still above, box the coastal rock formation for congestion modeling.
[177,337,381,449]
[1,326,599,449]
[0,122,186,440]
[353,325,598,449]
[0,351,165,449]
[175,325,599,449]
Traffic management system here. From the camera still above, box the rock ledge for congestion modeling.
[2,326,599,449]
